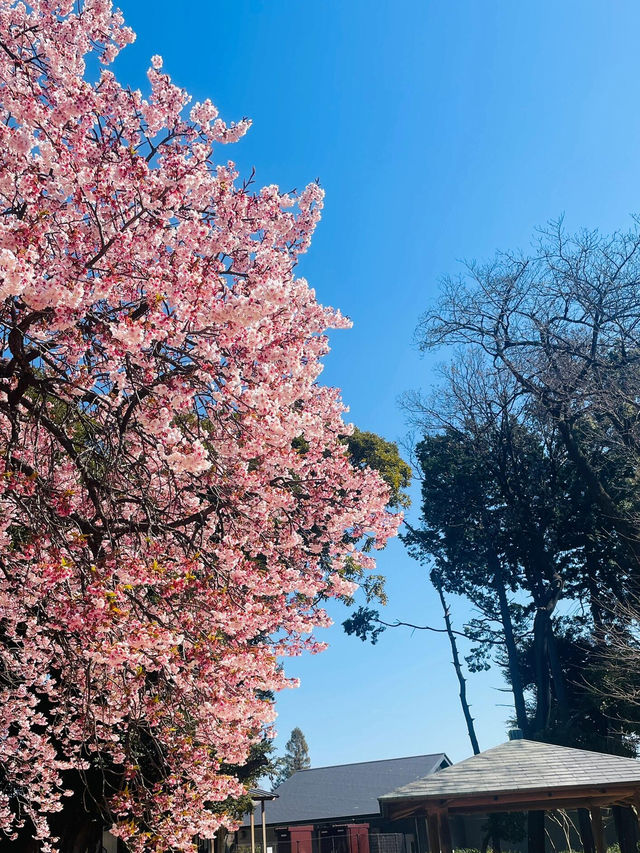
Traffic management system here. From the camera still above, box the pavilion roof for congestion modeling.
[248,788,278,801]
[379,739,640,817]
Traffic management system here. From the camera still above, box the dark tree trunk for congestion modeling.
[434,577,481,755]
[545,615,569,722]
[0,819,102,853]
[530,564,567,733]
[578,808,596,853]
[215,827,228,853]
[490,546,529,735]
[0,840,40,853]
[0,785,106,853]
[584,540,605,630]
[613,805,639,853]
[532,608,552,732]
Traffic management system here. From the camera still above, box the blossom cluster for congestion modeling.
[0,1,399,850]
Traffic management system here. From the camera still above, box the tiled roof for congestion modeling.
[244,754,450,826]
[379,739,640,804]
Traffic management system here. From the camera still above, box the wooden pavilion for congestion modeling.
[378,736,640,853]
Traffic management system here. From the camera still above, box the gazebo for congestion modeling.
[379,736,640,853]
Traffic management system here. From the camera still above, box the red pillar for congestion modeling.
[289,825,314,853]
[346,823,370,853]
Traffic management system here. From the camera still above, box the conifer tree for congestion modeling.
[275,728,311,786]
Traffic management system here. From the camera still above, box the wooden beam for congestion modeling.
[426,812,441,853]
[590,807,605,853]
[443,793,636,815]
[261,800,267,853]
[389,804,424,821]
[443,785,637,810]
[385,784,640,818]
[250,808,256,853]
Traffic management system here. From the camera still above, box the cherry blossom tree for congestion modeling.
[0,2,400,849]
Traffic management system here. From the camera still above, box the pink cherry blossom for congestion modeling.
[0,1,401,849]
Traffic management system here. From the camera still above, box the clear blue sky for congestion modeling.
[113,0,640,765]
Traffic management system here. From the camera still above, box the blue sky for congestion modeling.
[113,0,640,765]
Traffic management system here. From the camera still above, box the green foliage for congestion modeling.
[343,606,386,645]
[404,373,640,747]
[335,427,411,627]
[291,434,310,456]
[345,428,411,509]
[481,812,526,848]
[332,427,410,625]
[273,727,311,787]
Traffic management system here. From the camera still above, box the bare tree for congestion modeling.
[418,219,640,559]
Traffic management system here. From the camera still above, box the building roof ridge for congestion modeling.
[286,752,448,774]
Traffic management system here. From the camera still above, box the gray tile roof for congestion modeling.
[244,754,450,826]
[379,739,640,804]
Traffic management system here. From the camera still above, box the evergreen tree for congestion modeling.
[275,728,311,786]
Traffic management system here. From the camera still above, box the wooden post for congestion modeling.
[590,807,605,853]
[250,808,256,853]
[426,812,441,853]
[528,810,545,853]
[261,800,267,853]
[438,811,453,853]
